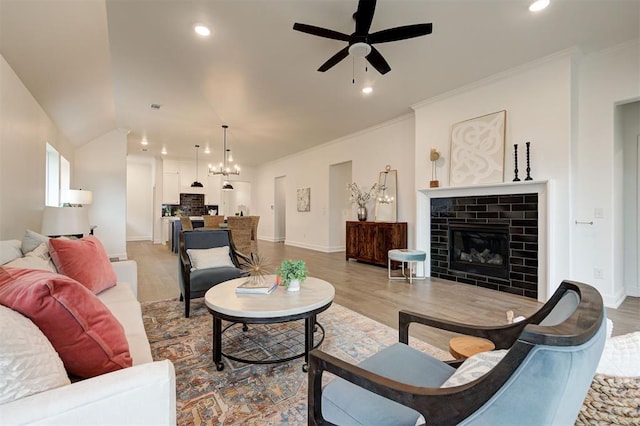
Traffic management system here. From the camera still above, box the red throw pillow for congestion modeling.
[0,267,132,378]
[49,236,117,294]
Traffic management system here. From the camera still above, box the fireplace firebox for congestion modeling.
[449,224,509,279]
[430,193,539,299]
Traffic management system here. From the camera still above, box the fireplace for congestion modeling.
[430,193,539,299]
[449,224,509,279]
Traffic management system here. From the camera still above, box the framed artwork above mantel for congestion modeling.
[449,110,506,187]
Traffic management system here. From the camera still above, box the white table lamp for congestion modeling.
[41,206,90,237]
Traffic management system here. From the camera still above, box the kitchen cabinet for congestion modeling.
[345,221,407,267]
[205,174,221,205]
[162,172,180,204]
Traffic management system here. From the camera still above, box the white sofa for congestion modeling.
[0,239,176,425]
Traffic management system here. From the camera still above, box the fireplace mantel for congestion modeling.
[416,180,549,301]
[419,180,548,198]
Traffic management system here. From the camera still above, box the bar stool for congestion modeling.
[388,249,427,284]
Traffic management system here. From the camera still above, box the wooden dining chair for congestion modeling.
[179,216,193,231]
[247,215,260,254]
[226,216,252,256]
[203,215,224,229]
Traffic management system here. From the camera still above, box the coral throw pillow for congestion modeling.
[49,236,117,294]
[0,267,132,378]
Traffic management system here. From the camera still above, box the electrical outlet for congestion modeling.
[593,268,604,279]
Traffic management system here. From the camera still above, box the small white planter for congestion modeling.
[287,279,301,292]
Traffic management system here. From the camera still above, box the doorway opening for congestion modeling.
[274,176,286,243]
[329,161,352,251]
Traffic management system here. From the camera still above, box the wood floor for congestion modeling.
[128,240,639,351]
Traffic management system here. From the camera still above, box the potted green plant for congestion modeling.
[278,259,307,292]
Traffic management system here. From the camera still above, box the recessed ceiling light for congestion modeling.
[204,147,210,154]
[161,148,167,155]
[141,139,149,146]
[362,86,373,94]
[529,0,550,12]
[194,24,211,37]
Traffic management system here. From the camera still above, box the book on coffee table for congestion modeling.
[235,279,278,295]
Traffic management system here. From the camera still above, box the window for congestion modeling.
[45,143,70,207]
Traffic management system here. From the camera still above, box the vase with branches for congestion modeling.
[347,182,378,221]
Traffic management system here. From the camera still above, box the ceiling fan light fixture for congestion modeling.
[348,42,371,58]
[529,0,550,12]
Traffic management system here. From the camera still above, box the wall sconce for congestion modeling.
[430,148,440,188]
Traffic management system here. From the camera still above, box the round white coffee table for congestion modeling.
[204,275,335,371]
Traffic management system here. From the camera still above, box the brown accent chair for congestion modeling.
[308,280,606,425]
[179,216,193,231]
[203,215,224,229]
[226,216,253,256]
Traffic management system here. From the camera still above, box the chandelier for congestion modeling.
[208,124,240,179]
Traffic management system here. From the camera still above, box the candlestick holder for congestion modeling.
[513,144,521,182]
[524,141,532,181]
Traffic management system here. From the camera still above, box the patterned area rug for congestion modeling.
[142,298,448,425]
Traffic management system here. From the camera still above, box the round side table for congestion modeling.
[449,336,496,359]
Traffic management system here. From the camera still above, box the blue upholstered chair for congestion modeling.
[308,280,606,425]
[178,229,249,317]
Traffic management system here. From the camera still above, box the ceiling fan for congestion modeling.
[293,0,433,75]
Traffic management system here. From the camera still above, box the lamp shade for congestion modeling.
[41,206,90,236]
[65,189,93,205]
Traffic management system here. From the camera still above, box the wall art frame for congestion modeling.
[449,110,506,186]
[297,187,310,212]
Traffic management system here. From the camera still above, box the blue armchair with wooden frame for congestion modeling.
[308,280,606,425]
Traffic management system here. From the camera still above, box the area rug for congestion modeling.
[142,298,449,425]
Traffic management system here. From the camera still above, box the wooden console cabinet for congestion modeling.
[345,221,408,267]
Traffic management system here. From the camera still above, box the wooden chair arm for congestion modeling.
[179,249,191,270]
[308,349,488,426]
[399,310,529,349]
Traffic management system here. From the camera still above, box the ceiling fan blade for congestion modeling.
[293,23,350,41]
[318,46,350,72]
[368,23,433,44]
[366,46,391,75]
[354,0,376,36]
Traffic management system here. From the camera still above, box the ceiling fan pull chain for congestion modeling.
[352,56,355,84]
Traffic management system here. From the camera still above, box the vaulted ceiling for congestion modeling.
[1,0,638,166]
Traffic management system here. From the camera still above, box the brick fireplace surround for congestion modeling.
[417,181,548,302]
[431,193,539,299]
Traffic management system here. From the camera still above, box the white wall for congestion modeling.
[254,115,415,252]
[0,55,74,239]
[126,156,154,241]
[573,40,640,306]
[413,53,574,300]
[621,102,640,297]
[74,129,128,259]
[411,40,640,306]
